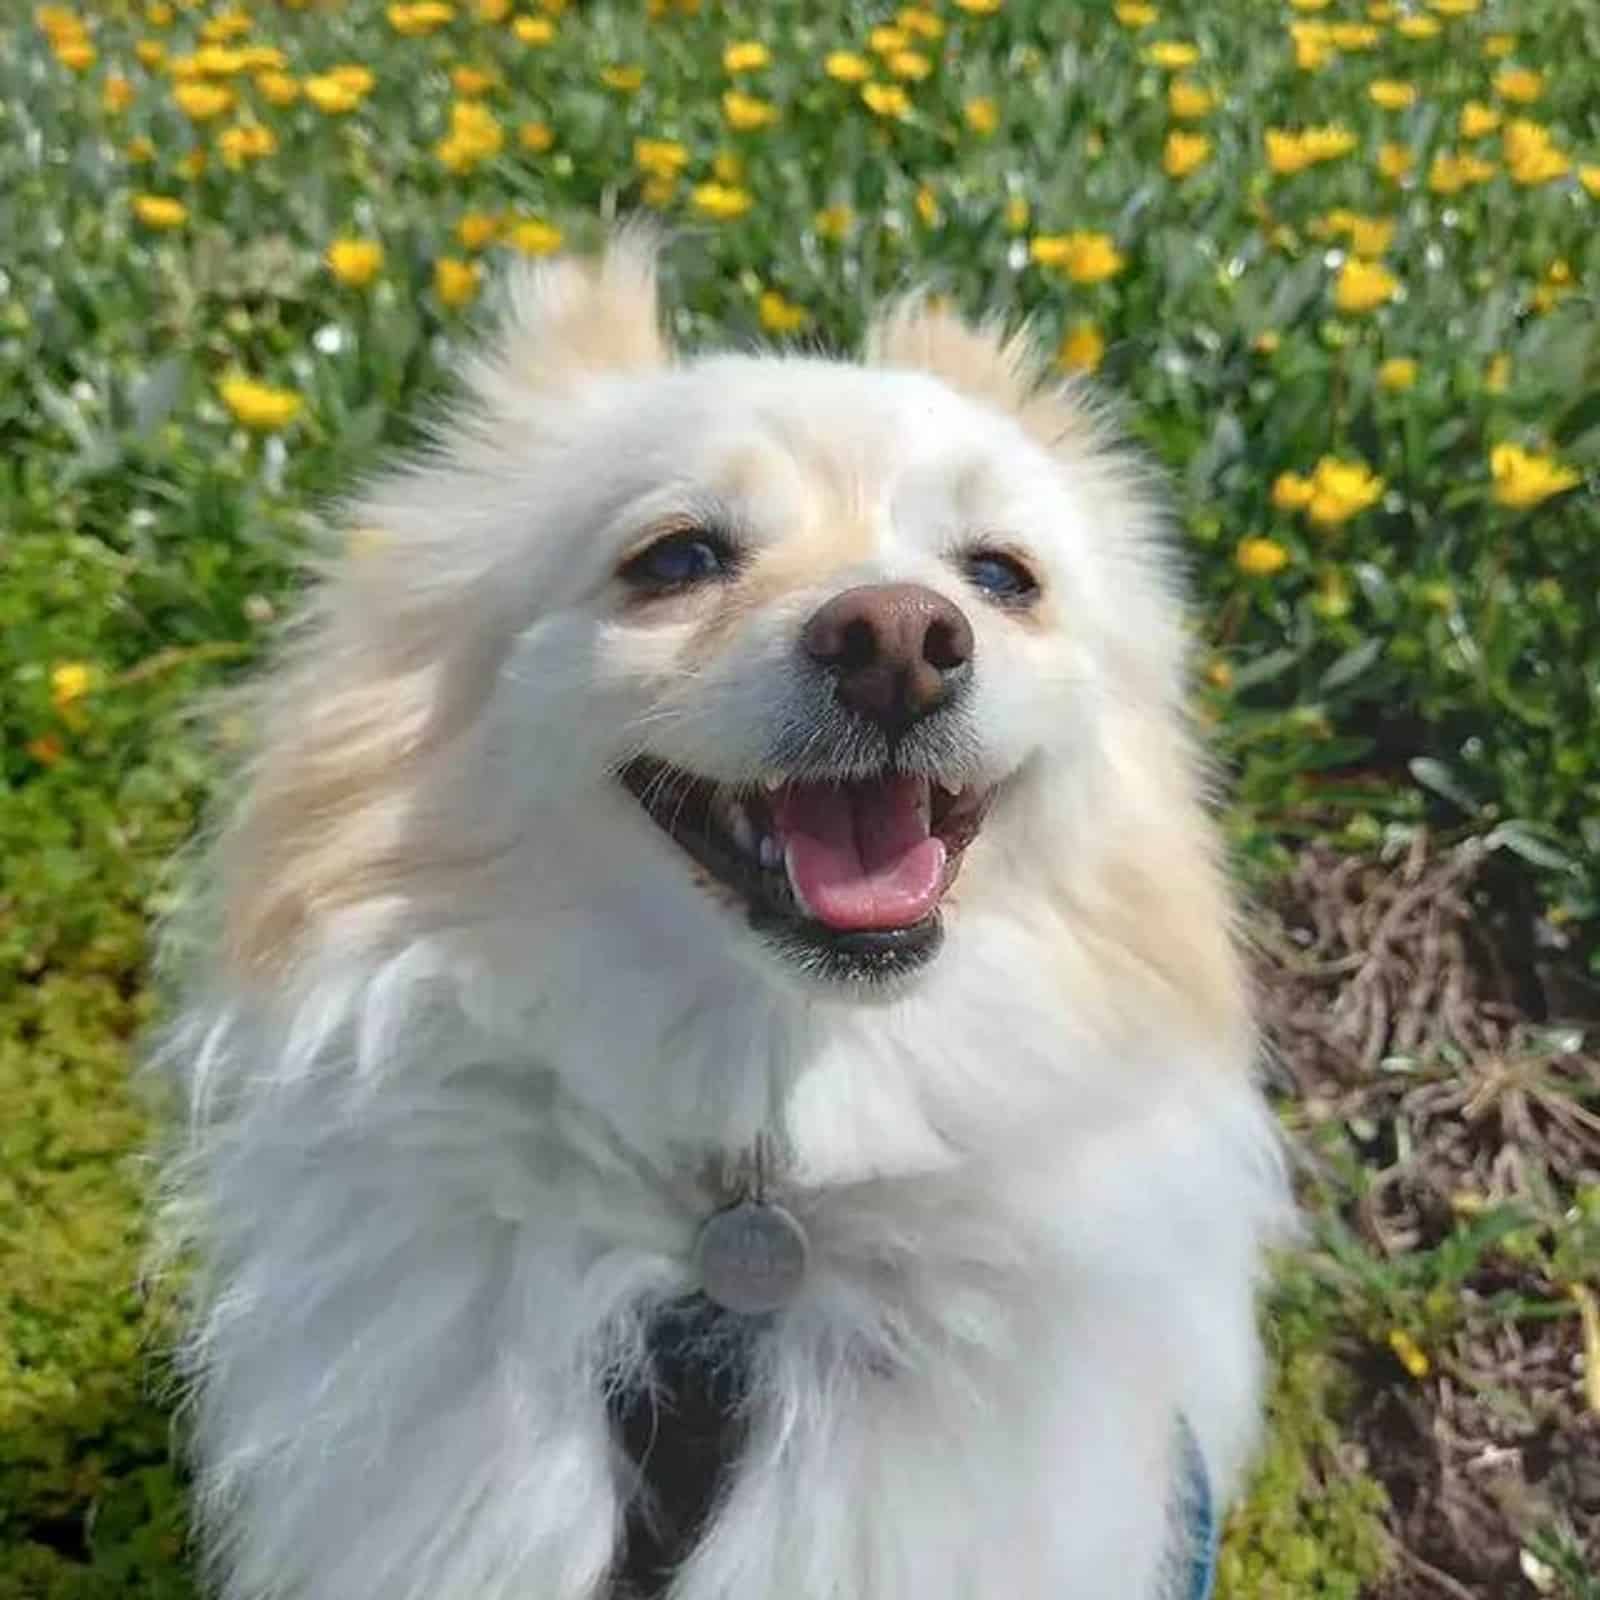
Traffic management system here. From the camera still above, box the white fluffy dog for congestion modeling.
[157,239,1287,1600]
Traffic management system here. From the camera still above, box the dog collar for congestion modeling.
[1176,1416,1220,1600]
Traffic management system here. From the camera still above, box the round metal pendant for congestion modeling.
[695,1200,809,1315]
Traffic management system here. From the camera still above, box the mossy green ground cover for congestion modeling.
[3,0,1596,1593]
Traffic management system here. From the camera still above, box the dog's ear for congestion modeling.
[465,230,670,406]
[865,298,1097,455]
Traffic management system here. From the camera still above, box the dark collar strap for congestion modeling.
[610,1296,1220,1600]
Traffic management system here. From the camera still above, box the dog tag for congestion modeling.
[695,1200,809,1315]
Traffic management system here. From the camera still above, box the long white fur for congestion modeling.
[154,240,1290,1600]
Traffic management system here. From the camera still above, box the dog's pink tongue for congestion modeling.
[775,777,946,932]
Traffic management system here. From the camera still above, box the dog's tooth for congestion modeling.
[758,835,782,870]
[937,779,962,799]
[727,802,757,858]
[762,773,784,793]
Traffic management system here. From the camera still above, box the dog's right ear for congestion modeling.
[463,230,670,409]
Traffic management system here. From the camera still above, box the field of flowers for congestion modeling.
[2,0,1597,1595]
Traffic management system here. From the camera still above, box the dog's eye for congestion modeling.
[620,530,737,593]
[962,549,1040,607]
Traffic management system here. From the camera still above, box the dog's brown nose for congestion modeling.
[802,583,974,728]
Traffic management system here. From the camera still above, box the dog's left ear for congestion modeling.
[865,298,1097,455]
[464,229,671,407]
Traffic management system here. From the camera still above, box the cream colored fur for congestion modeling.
[155,237,1289,1600]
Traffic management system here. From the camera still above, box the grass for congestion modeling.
[2,0,1596,1594]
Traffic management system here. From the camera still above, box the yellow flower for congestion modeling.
[868,25,909,54]
[824,51,870,83]
[1057,322,1105,374]
[512,15,555,43]
[304,74,362,114]
[1272,472,1314,510]
[1387,1330,1430,1380]
[1114,2,1157,26]
[177,149,207,179]
[477,0,511,19]
[722,90,777,130]
[1348,215,1394,258]
[219,375,303,431]
[1204,659,1234,691]
[199,6,251,41]
[435,100,503,172]
[723,40,770,72]
[1265,124,1355,174]
[330,65,376,95]
[1581,166,1600,198]
[387,1,455,35]
[1335,259,1400,314]
[145,1,173,23]
[1482,32,1515,57]
[506,217,563,255]
[758,289,809,334]
[1144,41,1199,68]
[217,120,277,167]
[1378,357,1417,392]
[1426,150,1495,193]
[1493,66,1543,104]
[915,184,940,226]
[451,64,500,96]
[55,38,96,70]
[174,80,233,119]
[1377,142,1413,179]
[455,211,499,250]
[634,137,688,180]
[132,192,187,228]
[1163,129,1211,179]
[640,176,676,209]
[1490,443,1580,509]
[1395,15,1440,37]
[952,0,1002,13]
[1484,353,1511,393]
[135,37,165,67]
[1306,457,1384,526]
[897,7,944,41]
[257,70,299,104]
[1428,0,1479,12]
[712,151,744,183]
[815,203,854,242]
[861,82,911,118]
[1458,101,1500,139]
[1289,22,1333,71]
[50,661,95,710]
[125,134,156,163]
[1503,119,1569,185]
[888,49,931,80]
[1029,230,1125,283]
[1329,22,1380,48]
[1368,79,1417,109]
[1252,330,1281,355]
[237,46,286,71]
[1168,77,1215,118]
[434,256,481,308]
[1004,194,1030,232]
[1236,537,1289,576]
[98,73,134,114]
[601,65,644,92]
[1530,260,1574,315]
[326,237,384,286]
[690,181,753,221]
[518,120,554,151]
[964,96,999,135]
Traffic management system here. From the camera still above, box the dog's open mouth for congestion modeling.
[619,758,990,980]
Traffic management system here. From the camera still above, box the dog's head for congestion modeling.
[221,240,1240,1049]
